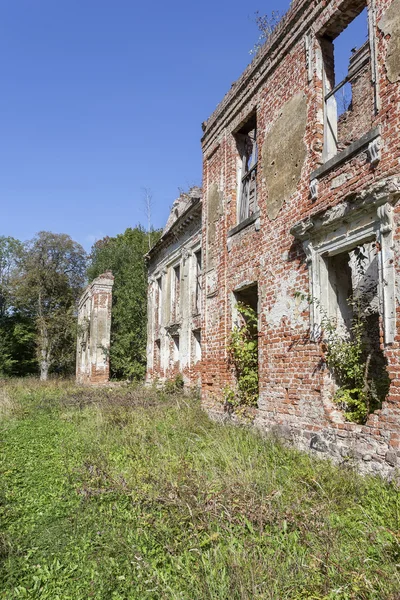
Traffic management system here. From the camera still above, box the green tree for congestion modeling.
[0,236,36,376]
[0,236,23,318]
[87,226,161,380]
[13,232,87,380]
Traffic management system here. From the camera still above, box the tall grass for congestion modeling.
[0,380,399,599]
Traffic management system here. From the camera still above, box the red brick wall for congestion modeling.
[200,0,400,476]
[76,273,114,385]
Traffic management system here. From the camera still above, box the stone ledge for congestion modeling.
[310,127,381,181]
[228,210,260,238]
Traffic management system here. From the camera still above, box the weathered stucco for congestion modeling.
[206,182,222,268]
[76,272,114,385]
[379,0,400,83]
[146,190,202,386]
[262,93,308,220]
[264,269,308,329]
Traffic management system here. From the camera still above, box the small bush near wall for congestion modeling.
[225,303,259,414]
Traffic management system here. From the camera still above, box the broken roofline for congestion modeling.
[146,196,202,262]
[201,0,319,145]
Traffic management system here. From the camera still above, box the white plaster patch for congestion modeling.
[330,173,349,189]
[264,269,308,328]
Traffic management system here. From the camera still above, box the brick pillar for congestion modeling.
[76,271,114,384]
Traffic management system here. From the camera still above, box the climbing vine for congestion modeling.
[295,292,390,424]
[225,303,259,411]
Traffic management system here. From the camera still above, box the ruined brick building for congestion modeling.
[146,188,202,384]
[76,272,114,384]
[146,0,400,477]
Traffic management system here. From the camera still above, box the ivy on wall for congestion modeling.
[224,303,259,412]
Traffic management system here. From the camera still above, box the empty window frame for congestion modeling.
[154,339,161,370]
[321,3,372,160]
[235,114,258,223]
[172,335,180,364]
[156,276,163,327]
[321,244,389,412]
[193,329,201,363]
[194,250,202,315]
[171,264,181,322]
[232,284,259,402]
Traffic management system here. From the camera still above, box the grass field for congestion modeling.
[0,380,400,599]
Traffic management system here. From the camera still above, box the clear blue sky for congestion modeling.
[1,0,365,251]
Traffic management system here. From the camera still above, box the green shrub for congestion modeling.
[225,303,258,410]
[164,372,185,395]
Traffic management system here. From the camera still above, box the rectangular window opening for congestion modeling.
[193,329,201,363]
[323,243,389,414]
[171,265,181,322]
[235,114,258,223]
[155,339,161,370]
[194,250,202,315]
[156,277,162,327]
[172,335,180,364]
[233,283,259,402]
[321,3,373,160]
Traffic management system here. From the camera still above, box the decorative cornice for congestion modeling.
[146,198,202,263]
[291,176,400,240]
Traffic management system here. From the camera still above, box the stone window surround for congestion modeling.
[310,127,381,182]
[291,178,400,345]
[228,210,261,240]
[191,245,202,317]
[170,260,182,325]
[150,241,202,328]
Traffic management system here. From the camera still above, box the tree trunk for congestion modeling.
[39,321,50,381]
[40,358,49,381]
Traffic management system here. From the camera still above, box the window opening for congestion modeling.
[172,335,180,364]
[171,265,181,322]
[155,339,161,370]
[228,284,259,408]
[322,243,389,421]
[156,277,162,327]
[322,5,372,159]
[194,250,202,315]
[193,329,201,363]
[235,114,258,223]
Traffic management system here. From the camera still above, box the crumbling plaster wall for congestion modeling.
[76,272,114,385]
[379,0,400,83]
[262,93,308,220]
[200,0,400,478]
[146,195,202,386]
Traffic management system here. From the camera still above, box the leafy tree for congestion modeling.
[13,232,87,380]
[0,236,23,318]
[88,226,161,380]
[0,237,36,377]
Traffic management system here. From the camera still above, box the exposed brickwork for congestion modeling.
[337,43,374,148]
[76,272,114,385]
[199,0,400,478]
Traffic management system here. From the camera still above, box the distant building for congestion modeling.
[146,188,202,386]
[76,272,114,384]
